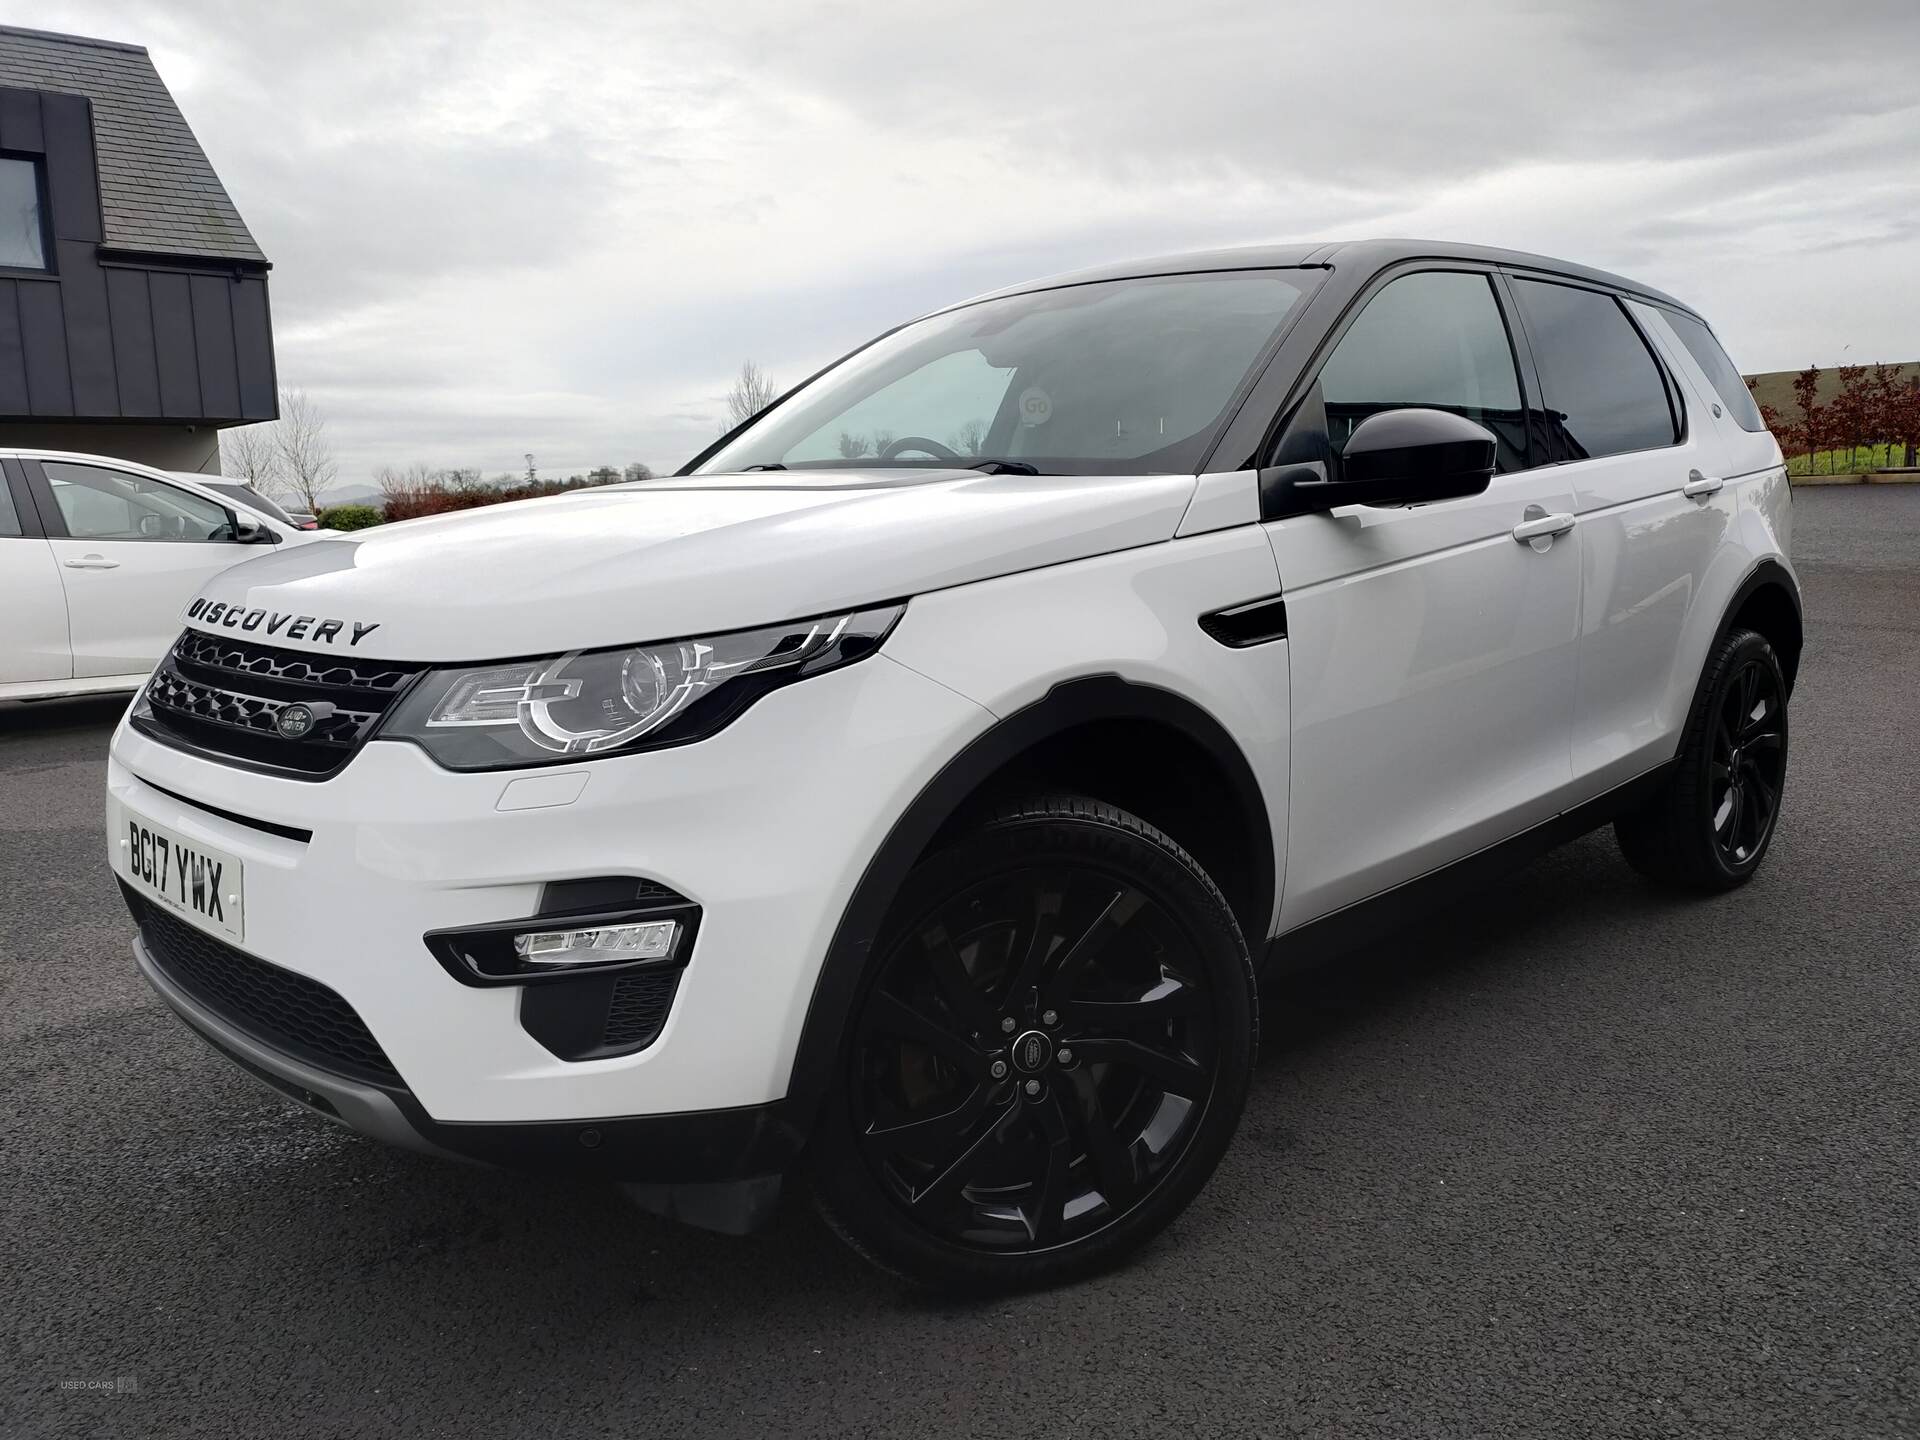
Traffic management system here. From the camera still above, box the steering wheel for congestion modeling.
[879,435,960,461]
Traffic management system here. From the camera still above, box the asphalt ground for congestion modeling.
[2,485,1915,1439]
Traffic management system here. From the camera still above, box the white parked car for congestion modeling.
[1,452,321,701]
[106,242,1799,1291]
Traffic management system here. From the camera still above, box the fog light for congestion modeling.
[512,919,680,966]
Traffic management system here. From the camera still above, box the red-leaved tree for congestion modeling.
[1790,366,1824,471]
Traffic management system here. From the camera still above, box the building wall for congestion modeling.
[0,420,218,471]
[0,84,275,427]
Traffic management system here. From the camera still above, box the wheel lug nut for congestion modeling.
[1000,1016,1016,1034]
[1041,1009,1058,1026]
[1023,1079,1041,1096]
[1056,1047,1073,1065]
[990,1060,1008,1079]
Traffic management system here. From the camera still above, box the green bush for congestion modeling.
[319,504,384,531]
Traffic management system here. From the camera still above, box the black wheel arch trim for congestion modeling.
[780,673,1276,1142]
[1708,556,1803,694]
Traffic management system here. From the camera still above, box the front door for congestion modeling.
[1263,267,1584,927]
[30,460,254,678]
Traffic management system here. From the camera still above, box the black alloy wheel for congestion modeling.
[1617,627,1790,890]
[1708,653,1787,867]
[813,796,1256,1291]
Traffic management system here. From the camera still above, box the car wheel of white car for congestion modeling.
[1616,627,1790,890]
[812,795,1258,1292]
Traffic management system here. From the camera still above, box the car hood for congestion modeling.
[186,469,1197,661]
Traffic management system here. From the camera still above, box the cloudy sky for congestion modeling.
[19,0,1920,485]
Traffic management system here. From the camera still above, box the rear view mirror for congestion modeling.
[1335,408,1498,506]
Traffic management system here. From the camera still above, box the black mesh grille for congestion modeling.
[134,630,425,779]
[603,970,682,1049]
[124,882,401,1086]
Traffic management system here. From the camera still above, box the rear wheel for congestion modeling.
[812,795,1257,1291]
[1616,627,1789,890]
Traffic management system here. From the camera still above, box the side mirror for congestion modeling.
[1334,408,1498,507]
[229,511,275,544]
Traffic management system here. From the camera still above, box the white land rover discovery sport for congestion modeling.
[107,241,1799,1291]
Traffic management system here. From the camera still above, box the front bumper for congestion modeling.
[110,652,990,1132]
[134,932,805,1186]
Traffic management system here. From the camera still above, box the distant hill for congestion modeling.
[1744,361,1920,418]
[314,483,382,509]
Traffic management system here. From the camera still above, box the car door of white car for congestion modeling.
[1503,276,1735,802]
[0,459,72,687]
[1263,267,1585,926]
[29,459,266,679]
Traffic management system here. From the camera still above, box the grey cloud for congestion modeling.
[22,0,1920,483]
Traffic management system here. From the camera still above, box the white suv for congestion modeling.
[105,241,1799,1290]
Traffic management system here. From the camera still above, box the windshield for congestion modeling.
[699,269,1318,476]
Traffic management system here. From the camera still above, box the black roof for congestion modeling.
[961,238,1697,317]
[0,25,266,265]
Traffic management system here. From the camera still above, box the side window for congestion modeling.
[1317,271,1529,472]
[0,471,21,536]
[43,463,235,542]
[1511,279,1678,460]
[1664,310,1766,431]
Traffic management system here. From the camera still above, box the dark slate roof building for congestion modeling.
[0,25,275,472]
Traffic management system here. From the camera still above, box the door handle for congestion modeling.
[1511,510,1576,545]
[1682,470,1724,499]
[63,555,120,570]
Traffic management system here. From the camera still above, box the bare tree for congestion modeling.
[220,423,283,493]
[623,461,654,483]
[721,360,778,433]
[869,428,896,460]
[947,419,988,455]
[275,388,336,516]
[836,431,871,459]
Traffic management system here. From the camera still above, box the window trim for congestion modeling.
[1500,269,1688,464]
[1255,260,1544,489]
[24,459,243,544]
[0,151,54,277]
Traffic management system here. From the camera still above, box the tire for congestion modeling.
[811,794,1257,1292]
[1615,627,1790,891]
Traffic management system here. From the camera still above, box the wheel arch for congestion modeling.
[781,674,1276,1138]
[1722,557,1804,694]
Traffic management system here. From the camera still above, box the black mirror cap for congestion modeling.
[1338,407,1498,504]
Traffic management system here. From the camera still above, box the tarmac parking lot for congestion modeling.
[3,486,1916,1439]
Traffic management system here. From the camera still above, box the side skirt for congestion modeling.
[1264,761,1676,973]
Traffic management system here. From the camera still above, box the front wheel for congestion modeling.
[812,795,1257,1291]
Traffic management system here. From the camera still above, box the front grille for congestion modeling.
[124,883,401,1087]
[133,629,425,779]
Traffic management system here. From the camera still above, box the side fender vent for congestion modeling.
[1199,596,1289,648]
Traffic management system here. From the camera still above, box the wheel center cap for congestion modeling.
[1010,1029,1053,1074]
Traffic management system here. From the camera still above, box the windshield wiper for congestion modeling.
[966,459,1042,475]
[742,462,788,471]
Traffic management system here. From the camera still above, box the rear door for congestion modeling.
[27,459,257,678]
[1504,276,1733,799]
[0,457,71,686]
[1262,266,1584,925]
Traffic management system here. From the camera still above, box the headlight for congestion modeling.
[378,604,903,770]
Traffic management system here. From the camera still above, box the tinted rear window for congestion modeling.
[1665,310,1766,431]
[1512,278,1678,461]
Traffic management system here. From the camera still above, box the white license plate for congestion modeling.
[113,801,245,944]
